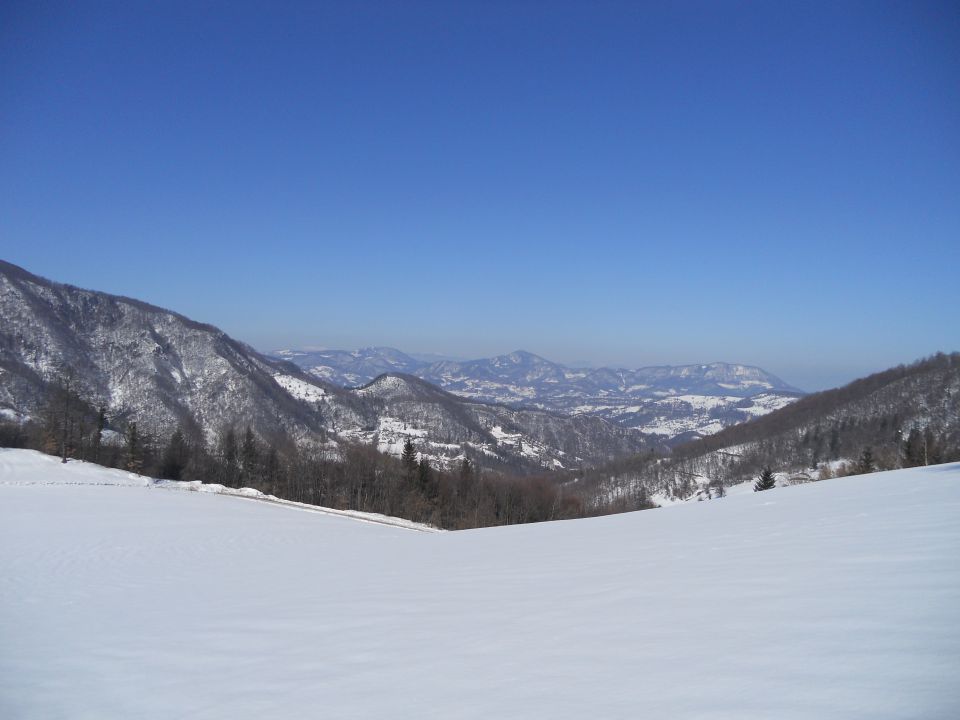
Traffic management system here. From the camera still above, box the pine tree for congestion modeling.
[92,405,106,462]
[709,478,726,498]
[418,456,435,498]
[754,466,776,492]
[240,426,260,486]
[125,422,143,474]
[856,447,875,475]
[219,428,239,487]
[159,428,187,480]
[263,446,281,495]
[401,438,418,482]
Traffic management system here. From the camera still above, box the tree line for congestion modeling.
[0,375,584,530]
[574,353,960,511]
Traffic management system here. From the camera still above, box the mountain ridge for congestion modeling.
[275,345,803,439]
[0,260,646,470]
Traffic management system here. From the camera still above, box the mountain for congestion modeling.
[0,260,644,470]
[0,259,332,443]
[274,346,804,439]
[581,352,960,509]
[274,347,423,386]
[348,373,646,470]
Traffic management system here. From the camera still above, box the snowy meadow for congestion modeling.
[2,449,958,719]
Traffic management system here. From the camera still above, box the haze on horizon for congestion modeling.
[2,2,958,393]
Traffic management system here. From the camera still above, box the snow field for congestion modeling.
[2,449,959,719]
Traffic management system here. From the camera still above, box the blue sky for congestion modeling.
[1,1,958,390]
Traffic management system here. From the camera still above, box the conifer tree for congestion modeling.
[903,427,924,467]
[240,426,260,485]
[754,466,776,492]
[159,428,187,480]
[125,422,143,474]
[856,447,875,475]
[401,438,418,482]
[219,428,239,487]
[92,405,106,462]
[418,456,435,498]
[263,446,281,494]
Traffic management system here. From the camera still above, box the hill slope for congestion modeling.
[0,259,329,442]
[2,448,958,718]
[585,352,960,508]
[0,260,643,469]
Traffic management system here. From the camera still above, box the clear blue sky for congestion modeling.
[2,1,958,390]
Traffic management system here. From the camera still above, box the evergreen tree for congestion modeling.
[902,427,925,467]
[856,447,875,475]
[829,425,841,458]
[459,456,473,481]
[240,426,260,485]
[219,428,239,487]
[263,446,281,494]
[92,405,106,462]
[401,438,418,482]
[418,456,435,498]
[125,422,143,474]
[754,466,776,492]
[159,428,187,480]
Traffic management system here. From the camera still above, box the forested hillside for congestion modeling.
[0,260,647,474]
[581,353,960,511]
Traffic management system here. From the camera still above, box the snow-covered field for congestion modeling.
[2,449,959,719]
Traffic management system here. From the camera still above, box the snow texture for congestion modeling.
[2,449,959,719]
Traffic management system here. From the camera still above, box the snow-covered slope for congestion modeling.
[0,449,438,531]
[2,448,958,718]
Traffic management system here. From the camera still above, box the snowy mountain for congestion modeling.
[346,373,646,470]
[4,447,958,718]
[0,260,645,469]
[0,259,331,443]
[274,346,423,386]
[275,346,803,439]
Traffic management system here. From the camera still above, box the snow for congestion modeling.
[738,392,798,416]
[0,407,27,422]
[2,449,959,719]
[272,373,326,402]
[718,380,773,389]
[0,450,435,532]
[488,425,549,461]
[488,424,516,441]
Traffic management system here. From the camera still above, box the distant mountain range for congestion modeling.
[0,260,645,470]
[274,347,804,440]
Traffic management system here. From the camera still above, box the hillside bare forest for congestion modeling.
[581,353,960,512]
